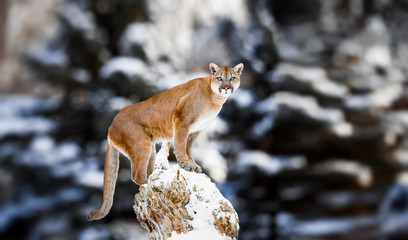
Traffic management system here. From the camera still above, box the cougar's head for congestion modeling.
[209,63,244,98]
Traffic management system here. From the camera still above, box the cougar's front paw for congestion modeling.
[179,161,202,173]
[179,161,193,171]
[193,164,202,173]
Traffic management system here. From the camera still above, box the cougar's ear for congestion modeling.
[209,63,220,75]
[234,63,244,75]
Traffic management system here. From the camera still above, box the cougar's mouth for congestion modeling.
[219,87,233,96]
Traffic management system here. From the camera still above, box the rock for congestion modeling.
[134,145,239,240]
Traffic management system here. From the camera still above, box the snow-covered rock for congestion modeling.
[271,63,349,100]
[134,145,239,240]
[234,150,306,176]
[253,92,354,137]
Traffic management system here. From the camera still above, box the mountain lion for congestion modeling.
[88,63,244,221]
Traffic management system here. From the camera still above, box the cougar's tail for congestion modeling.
[88,141,120,221]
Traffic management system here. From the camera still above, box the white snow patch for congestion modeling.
[99,56,152,80]
[108,97,132,111]
[314,160,372,187]
[20,137,80,167]
[229,88,255,108]
[0,189,85,231]
[119,23,153,55]
[0,118,55,138]
[202,116,229,137]
[364,45,391,67]
[277,212,376,237]
[79,226,110,240]
[29,45,68,67]
[272,63,349,98]
[0,96,56,139]
[273,92,354,137]
[59,2,96,39]
[329,122,354,137]
[235,150,306,176]
[294,217,375,236]
[168,229,230,240]
[76,169,104,188]
[154,141,171,170]
[190,117,229,183]
[256,95,278,114]
[251,96,277,136]
[346,83,403,110]
[193,143,228,184]
[251,113,275,137]
[71,68,91,84]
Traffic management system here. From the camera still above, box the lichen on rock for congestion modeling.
[134,145,239,240]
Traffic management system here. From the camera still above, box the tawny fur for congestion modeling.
[88,63,243,221]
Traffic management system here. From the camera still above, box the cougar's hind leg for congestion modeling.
[88,141,120,221]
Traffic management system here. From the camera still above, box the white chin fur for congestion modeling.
[220,89,232,97]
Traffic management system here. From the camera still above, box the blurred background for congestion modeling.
[2,0,408,239]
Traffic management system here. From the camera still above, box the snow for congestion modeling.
[168,229,230,240]
[99,56,152,80]
[293,217,375,236]
[119,23,152,55]
[0,188,85,231]
[333,40,363,66]
[272,63,349,98]
[0,95,56,116]
[314,160,372,187]
[261,92,353,137]
[251,113,275,137]
[108,97,132,111]
[59,2,97,39]
[71,68,91,84]
[0,117,55,138]
[229,88,255,108]
[154,141,171,170]
[193,142,228,184]
[31,135,54,152]
[277,212,376,237]
[28,44,68,68]
[110,220,150,240]
[191,117,229,183]
[20,137,80,167]
[79,226,110,240]
[329,122,353,137]
[346,83,403,110]
[235,150,306,176]
[251,96,277,136]
[0,95,56,138]
[76,169,104,188]
[364,45,391,67]
[273,63,327,84]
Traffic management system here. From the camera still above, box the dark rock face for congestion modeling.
[2,0,408,239]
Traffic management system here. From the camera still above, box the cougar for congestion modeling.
[88,63,243,221]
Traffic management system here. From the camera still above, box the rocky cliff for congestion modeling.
[134,145,239,240]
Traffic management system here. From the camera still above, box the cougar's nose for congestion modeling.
[223,86,230,90]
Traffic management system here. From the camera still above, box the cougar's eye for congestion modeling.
[230,77,236,81]
[217,77,222,81]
